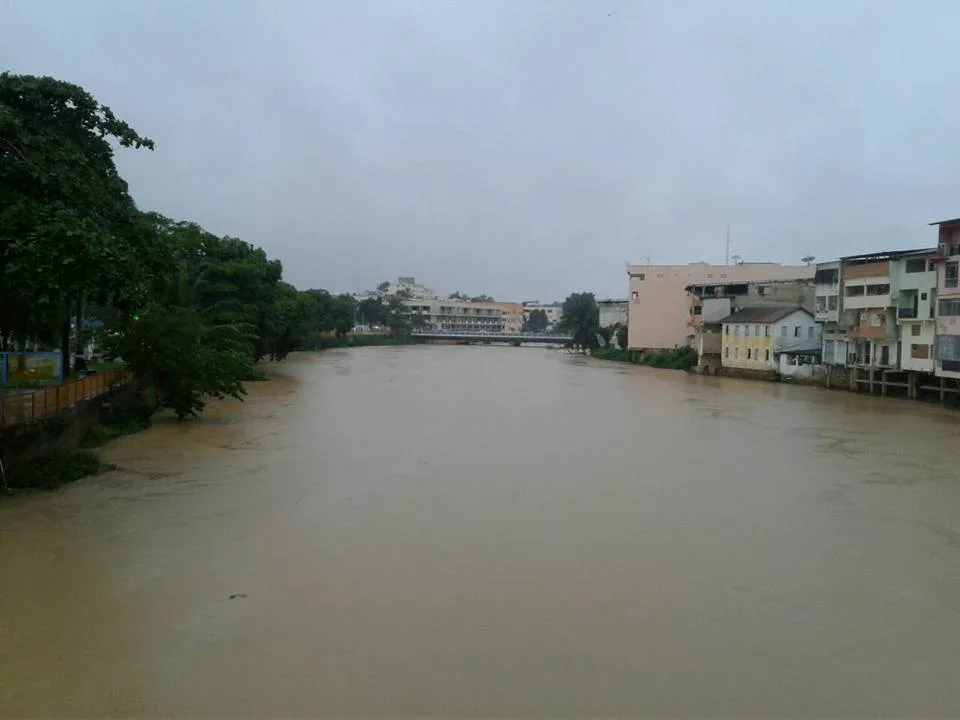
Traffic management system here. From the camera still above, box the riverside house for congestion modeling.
[720,307,819,372]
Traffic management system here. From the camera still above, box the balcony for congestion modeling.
[897,306,918,320]
[815,309,829,322]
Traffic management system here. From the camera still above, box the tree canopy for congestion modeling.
[1,73,364,419]
[558,293,600,351]
[523,308,549,333]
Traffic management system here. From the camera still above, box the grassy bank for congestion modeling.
[5,450,116,491]
[590,345,698,370]
[591,347,631,362]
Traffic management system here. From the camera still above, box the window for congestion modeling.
[935,335,960,361]
[725,325,731,335]
[911,344,931,359]
[765,349,770,361]
[754,325,761,336]
[939,299,960,316]
[631,291,639,300]
[734,347,739,359]
[845,285,865,297]
[870,312,883,327]
[866,283,890,296]
[828,295,839,310]
[911,324,922,337]
[946,262,959,288]
[757,285,768,296]
[724,346,730,358]
[764,326,770,337]
[747,349,752,359]
[637,273,646,281]
[794,326,801,337]
[808,326,815,338]
[734,325,740,336]
[905,258,927,273]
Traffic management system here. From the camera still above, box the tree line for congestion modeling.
[0,73,373,419]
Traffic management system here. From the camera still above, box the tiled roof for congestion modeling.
[721,306,808,324]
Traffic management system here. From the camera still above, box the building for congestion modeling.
[521,302,562,330]
[383,277,437,300]
[687,278,815,372]
[932,218,960,380]
[839,248,937,371]
[489,302,524,333]
[814,260,844,366]
[626,262,814,352]
[403,298,506,333]
[721,307,819,372]
[597,299,629,328]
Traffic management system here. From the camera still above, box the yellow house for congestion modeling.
[721,307,816,370]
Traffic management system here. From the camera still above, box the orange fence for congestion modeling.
[0,368,133,429]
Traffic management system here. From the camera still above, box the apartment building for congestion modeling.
[489,302,524,333]
[839,249,937,371]
[814,260,845,366]
[521,302,562,329]
[932,218,960,379]
[626,262,813,352]
[404,299,505,333]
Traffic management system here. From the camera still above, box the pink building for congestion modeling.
[625,262,814,351]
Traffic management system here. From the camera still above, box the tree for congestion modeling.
[523,308,549,333]
[598,326,612,348]
[558,292,600,352]
[470,294,494,302]
[357,296,388,327]
[0,73,154,366]
[377,281,391,292]
[447,291,467,300]
[329,294,356,337]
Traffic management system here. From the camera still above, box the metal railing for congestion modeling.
[897,307,918,319]
[0,368,132,428]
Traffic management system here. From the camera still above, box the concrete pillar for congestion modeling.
[881,370,888,396]
[907,372,915,400]
[869,368,875,394]
[941,376,946,405]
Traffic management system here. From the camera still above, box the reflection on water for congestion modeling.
[2,346,960,717]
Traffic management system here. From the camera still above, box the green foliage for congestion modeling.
[642,346,698,370]
[598,326,613,348]
[3,73,371,421]
[523,308,549,333]
[12,450,114,490]
[558,292,600,351]
[615,323,628,350]
[470,294,494,302]
[591,347,631,362]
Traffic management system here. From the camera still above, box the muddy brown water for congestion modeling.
[2,346,960,717]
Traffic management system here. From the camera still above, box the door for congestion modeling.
[880,344,889,366]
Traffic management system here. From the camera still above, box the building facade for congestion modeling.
[721,307,819,371]
[403,299,505,333]
[489,302,524,333]
[933,218,960,380]
[597,299,629,328]
[626,262,814,352]
[814,260,844,366]
[839,249,937,371]
[521,302,562,330]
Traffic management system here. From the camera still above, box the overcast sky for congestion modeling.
[3,0,959,301]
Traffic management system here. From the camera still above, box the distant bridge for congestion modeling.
[411,330,573,345]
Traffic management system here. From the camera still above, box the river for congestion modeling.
[1,345,959,717]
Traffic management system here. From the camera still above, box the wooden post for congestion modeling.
[881,371,888,396]
[869,369,875,394]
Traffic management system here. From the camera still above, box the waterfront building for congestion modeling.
[720,307,819,372]
[626,262,813,352]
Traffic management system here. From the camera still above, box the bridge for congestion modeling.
[411,330,573,345]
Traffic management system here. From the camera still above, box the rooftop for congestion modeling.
[721,306,808,324]
[840,247,938,263]
[929,217,960,227]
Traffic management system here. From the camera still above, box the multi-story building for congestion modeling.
[383,276,437,300]
[686,278,814,371]
[597,299,629,328]
[626,262,813,352]
[720,307,820,371]
[489,302,524,333]
[932,218,960,380]
[839,249,937,371]
[814,260,844,366]
[403,298,505,333]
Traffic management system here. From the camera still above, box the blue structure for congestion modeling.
[1,351,64,385]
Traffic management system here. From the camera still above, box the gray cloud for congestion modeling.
[3,0,958,301]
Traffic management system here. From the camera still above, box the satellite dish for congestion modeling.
[802,255,815,265]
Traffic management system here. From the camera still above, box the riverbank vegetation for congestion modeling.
[0,73,416,422]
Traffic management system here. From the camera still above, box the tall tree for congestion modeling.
[558,292,600,351]
[523,308,549,333]
[0,73,154,364]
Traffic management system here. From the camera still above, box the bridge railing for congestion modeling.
[410,329,573,339]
